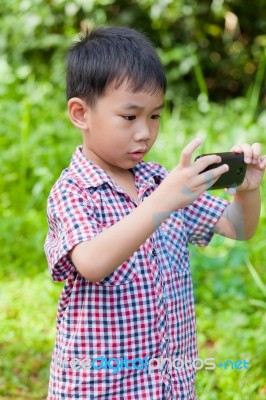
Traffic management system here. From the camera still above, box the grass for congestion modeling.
[1,78,266,398]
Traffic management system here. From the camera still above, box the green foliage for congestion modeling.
[0,275,62,399]
[1,0,266,106]
[1,1,266,398]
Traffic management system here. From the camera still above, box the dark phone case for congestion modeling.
[195,152,247,190]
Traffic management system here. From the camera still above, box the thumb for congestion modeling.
[225,187,237,195]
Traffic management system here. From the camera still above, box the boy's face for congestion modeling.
[82,80,164,175]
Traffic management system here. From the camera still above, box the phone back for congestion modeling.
[195,152,247,190]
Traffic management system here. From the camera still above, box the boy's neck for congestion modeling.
[82,145,134,180]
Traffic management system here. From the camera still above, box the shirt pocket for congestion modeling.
[161,214,190,274]
[95,253,138,286]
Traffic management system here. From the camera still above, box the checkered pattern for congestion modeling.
[44,146,229,399]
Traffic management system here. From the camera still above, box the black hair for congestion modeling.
[66,26,167,106]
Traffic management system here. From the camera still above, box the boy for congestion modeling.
[44,26,266,399]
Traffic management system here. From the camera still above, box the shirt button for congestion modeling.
[165,373,171,380]
[152,248,157,257]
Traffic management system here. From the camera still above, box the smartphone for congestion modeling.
[194,152,247,190]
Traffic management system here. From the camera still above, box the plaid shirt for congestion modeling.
[44,146,229,399]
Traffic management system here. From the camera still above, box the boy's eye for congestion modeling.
[122,115,136,121]
[121,114,161,121]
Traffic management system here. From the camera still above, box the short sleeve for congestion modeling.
[183,192,229,247]
[44,180,101,281]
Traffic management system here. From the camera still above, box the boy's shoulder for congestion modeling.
[48,146,107,196]
[47,147,92,202]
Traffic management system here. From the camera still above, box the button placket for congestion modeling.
[159,291,166,300]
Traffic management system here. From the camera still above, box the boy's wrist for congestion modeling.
[234,186,260,197]
[145,190,173,228]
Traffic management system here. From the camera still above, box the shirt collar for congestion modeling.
[68,146,110,188]
[68,145,165,190]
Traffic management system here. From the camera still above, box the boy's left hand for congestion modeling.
[230,142,266,192]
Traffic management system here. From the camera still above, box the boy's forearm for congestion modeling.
[233,187,261,239]
[70,191,171,282]
[221,188,261,240]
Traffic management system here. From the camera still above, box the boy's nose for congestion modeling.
[134,124,152,141]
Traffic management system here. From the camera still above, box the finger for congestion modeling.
[231,143,253,163]
[179,137,203,167]
[251,142,261,164]
[193,154,222,174]
[259,155,266,169]
[242,143,254,164]
[230,145,243,153]
[197,163,229,188]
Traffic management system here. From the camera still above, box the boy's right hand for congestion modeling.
[153,138,229,212]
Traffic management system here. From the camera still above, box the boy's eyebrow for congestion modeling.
[122,102,164,111]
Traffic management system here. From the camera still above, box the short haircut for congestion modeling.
[66,26,167,107]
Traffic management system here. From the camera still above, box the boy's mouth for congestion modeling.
[128,149,148,160]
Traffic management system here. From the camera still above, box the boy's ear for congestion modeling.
[68,98,91,131]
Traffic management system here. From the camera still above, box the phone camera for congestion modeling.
[236,167,243,175]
